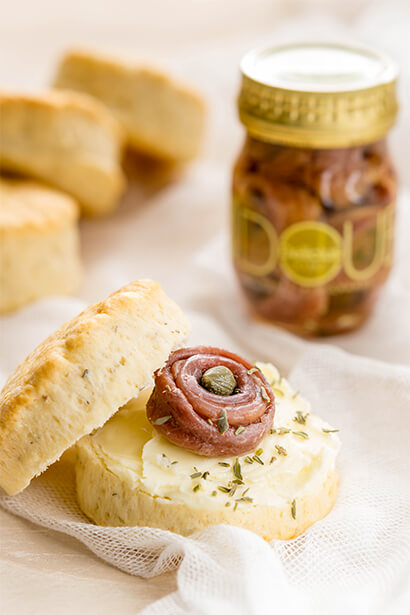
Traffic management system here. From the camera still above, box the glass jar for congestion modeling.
[232,43,399,336]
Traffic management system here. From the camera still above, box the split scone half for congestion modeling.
[0,280,190,495]
[53,49,205,162]
[0,90,125,216]
[76,362,340,540]
[0,178,81,314]
[0,279,339,540]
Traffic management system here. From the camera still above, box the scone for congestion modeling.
[76,358,340,540]
[0,280,190,495]
[53,49,205,161]
[0,177,81,314]
[0,90,125,216]
[0,281,340,540]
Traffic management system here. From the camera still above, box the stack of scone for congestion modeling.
[0,50,205,314]
[0,280,340,540]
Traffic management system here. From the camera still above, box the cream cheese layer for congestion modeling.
[90,363,340,511]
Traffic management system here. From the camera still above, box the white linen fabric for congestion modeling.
[1,1,410,613]
[1,203,410,614]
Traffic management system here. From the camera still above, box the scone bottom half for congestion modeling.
[75,346,341,540]
[0,279,191,495]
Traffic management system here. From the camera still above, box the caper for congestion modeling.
[201,366,237,396]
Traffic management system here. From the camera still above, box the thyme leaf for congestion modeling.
[252,455,264,465]
[154,415,171,425]
[294,411,309,425]
[233,458,243,481]
[218,486,231,494]
[248,367,259,375]
[217,409,229,435]
[292,431,309,439]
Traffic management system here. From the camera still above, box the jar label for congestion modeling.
[280,222,342,287]
[233,202,394,289]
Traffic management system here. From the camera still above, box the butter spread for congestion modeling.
[91,363,340,510]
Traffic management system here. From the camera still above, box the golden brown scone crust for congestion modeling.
[76,435,338,540]
[0,90,125,216]
[0,177,82,313]
[54,49,205,161]
[0,280,190,495]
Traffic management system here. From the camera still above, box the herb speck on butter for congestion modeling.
[218,486,231,494]
[233,459,243,481]
[292,431,309,439]
[276,427,291,435]
[252,455,264,465]
[236,496,253,504]
[294,411,309,425]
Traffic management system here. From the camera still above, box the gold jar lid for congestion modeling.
[238,42,399,148]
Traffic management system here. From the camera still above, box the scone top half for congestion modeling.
[0,280,190,495]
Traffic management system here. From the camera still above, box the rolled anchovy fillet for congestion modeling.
[146,346,275,457]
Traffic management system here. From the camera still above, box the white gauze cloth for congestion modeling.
[0,303,409,615]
